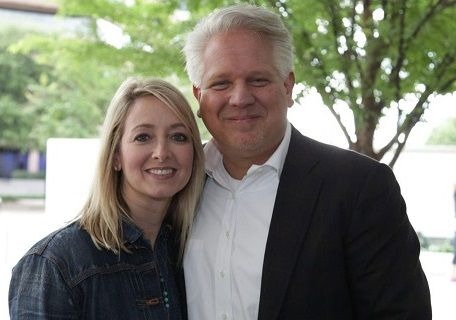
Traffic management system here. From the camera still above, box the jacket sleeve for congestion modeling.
[9,253,79,320]
[346,163,431,319]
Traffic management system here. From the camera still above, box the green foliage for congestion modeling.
[427,117,456,145]
[53,0,214,139]
[2,0,455,162]
[0,28,50,151]
[4,24,136,150]
[273,0,456,158]
[0,49,41,102]
[3,0,211,147]
[0,95,34,150]
[180,0,456,165]
[11,169,46,180]
[418,232,454,253]
[52,0,193,78]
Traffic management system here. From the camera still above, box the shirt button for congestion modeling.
[221,313,228,320]
[225,231,230,238]
[220,271,225,278]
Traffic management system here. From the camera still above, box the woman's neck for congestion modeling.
[127,197,170,247]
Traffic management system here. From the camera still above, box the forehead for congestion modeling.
[205,30,271,58]
[203,30,274,73]
[123,95,180,127]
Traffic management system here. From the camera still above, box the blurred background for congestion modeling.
[1,0,455,319]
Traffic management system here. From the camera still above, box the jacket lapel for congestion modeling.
[258,127,323,320]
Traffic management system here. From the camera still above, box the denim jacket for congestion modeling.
[9,219,186,320]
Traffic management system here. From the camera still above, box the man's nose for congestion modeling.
[229,83,255,107]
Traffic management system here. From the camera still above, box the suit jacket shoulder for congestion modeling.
[258,126,431,320]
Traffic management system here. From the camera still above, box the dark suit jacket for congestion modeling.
[257,126,431,319]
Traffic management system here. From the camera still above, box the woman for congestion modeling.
[9,77,205,319]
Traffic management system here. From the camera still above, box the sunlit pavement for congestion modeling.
[1,200,455,319]
[420,250,456,319]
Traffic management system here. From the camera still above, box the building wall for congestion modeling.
[0,1,86,33]
[43,138,456,239]
[393,146,456,239]
[0,0,57,14]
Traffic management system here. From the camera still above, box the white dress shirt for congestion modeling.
[184,122,292,320]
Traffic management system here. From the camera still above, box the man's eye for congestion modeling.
[134,134,149,142]
[211,81,229,90]
[171,133,189,143]
[251,79,269,87]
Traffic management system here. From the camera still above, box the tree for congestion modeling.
[275,0,456,165]
[427,117,456,145]
[275,0,456,166]
[0,28,50,151]
[12,0,456,164]
[13,0,210,141]
[6,20,133,150]
[15,33,127,147]
[53,0,191,77]
[185,0,456,166]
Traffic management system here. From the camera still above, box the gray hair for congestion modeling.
[183,3,294,87]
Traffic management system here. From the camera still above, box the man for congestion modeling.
[182,4,431,319]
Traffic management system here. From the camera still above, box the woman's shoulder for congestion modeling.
[14,221,122,287]
[16,221,106,275]
[24,221,92,258]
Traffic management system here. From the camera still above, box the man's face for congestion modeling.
[193,29,294,165]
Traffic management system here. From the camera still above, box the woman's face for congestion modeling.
[115,95,194,207]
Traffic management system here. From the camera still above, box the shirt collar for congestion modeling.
[204,121,291,178]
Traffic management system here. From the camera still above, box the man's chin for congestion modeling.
[226,136,264,153]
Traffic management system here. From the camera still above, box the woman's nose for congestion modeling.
[152,141,170,162]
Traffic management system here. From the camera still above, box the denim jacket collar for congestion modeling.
[121,217,173,248]
[121,217,144,244]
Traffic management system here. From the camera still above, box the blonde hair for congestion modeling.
[79,77,205,259]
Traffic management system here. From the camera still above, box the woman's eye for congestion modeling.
[171,133,189,143]
[134,134,150,143]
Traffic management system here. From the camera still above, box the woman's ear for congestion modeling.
[113,152,121,171]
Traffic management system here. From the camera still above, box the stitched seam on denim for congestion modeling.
[67,261,156,288]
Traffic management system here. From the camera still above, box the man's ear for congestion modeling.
[193,85,201,101]
[285,72,295,108]
[193,86,202,118]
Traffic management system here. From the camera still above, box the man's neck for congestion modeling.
[220,144,281,180]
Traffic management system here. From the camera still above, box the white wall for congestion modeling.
[45,138,100,228]
[393,146,456,238]
[43,138,456,239]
